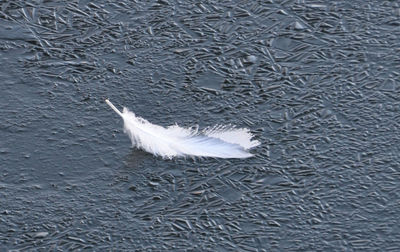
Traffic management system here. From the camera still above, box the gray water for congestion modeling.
[1,1,399,251]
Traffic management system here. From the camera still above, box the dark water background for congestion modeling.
[1,0,400,251]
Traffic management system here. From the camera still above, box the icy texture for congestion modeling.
[1,0,400,251]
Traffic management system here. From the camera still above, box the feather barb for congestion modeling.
[106,100,260,159]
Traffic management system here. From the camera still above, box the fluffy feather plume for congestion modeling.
[106,100,259,159]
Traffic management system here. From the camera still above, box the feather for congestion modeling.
[106,99,260,159]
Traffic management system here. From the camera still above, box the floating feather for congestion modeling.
[106,99,259,159]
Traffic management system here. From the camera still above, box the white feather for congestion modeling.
[106,100,260,159]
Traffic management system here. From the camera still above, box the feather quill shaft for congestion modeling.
[106,99,259,159]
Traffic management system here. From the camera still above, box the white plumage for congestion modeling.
[106,99,259,159]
